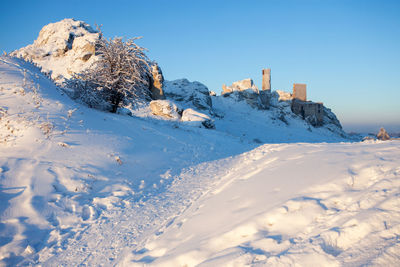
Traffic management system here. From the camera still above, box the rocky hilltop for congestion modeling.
[10,18,350,141]
[11,18,100,82]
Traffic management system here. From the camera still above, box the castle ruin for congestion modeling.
[259,68,272,109]
[293,83,306,101]
[262,68,271,91]
[291,99,323,126]
[220,68,324,126]
[290,83,323,126]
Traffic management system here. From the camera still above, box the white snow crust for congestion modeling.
[130,142,400,266]
[0,56,399,266]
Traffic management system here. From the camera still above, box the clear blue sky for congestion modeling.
[1,0,399,133]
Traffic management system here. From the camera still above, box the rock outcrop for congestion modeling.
[222,78,259,94]
[149,100,215,129]
[150,63,165,100]
[377,127,390,141]
[149,100,181,120]
[222,78,262,109]
[163,79,212,112]
[322,107,342,129]
[12,18,100,82]
[181,108,215,129]
[12,18,166,106]
[275,90,292,102]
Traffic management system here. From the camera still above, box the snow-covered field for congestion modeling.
[129,142,400,266]
[1,56,399,266]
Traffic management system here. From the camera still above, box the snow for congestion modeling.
[163,79,212,112]
[129,142,400,266]
[181,108,214,128]
[0,55,399,266]
[149,100,181,120]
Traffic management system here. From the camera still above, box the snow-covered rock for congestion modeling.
[322,106,344,134]
[11,18,100,82]
[163,79,212,112]
[222,78,259,94]
[222,89,262,109]
[11,18,167,105]
[240,89,262,108]
[267,90,345,134]
[149,99,181,120]
[221,78,262,108]
[181,108,215,129]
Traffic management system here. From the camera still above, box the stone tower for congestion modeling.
[262,68,271,91]
[260,68,271,109]
[293,83,306,101]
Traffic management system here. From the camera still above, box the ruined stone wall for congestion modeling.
[291,99,323,126]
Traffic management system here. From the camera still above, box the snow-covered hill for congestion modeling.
[10,18,350,141]
[1,55,400,266]
[0,56,258,265]
[129,142,400,266]
[1,30,400,267]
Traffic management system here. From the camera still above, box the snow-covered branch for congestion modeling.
[68,29,151,113]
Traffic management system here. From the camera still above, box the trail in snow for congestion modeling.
[0,56,255,265]
[127,142,400,267]
[1,56,399,266]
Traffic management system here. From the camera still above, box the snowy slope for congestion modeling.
[129,142,400,266]
[211,95,347,144]
[1,56,399,267]
[0,56,253,265]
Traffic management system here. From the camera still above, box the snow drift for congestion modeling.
[1,54,399,267]
[2,18,399,267]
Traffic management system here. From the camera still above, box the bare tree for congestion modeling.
[70,32,151,113]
